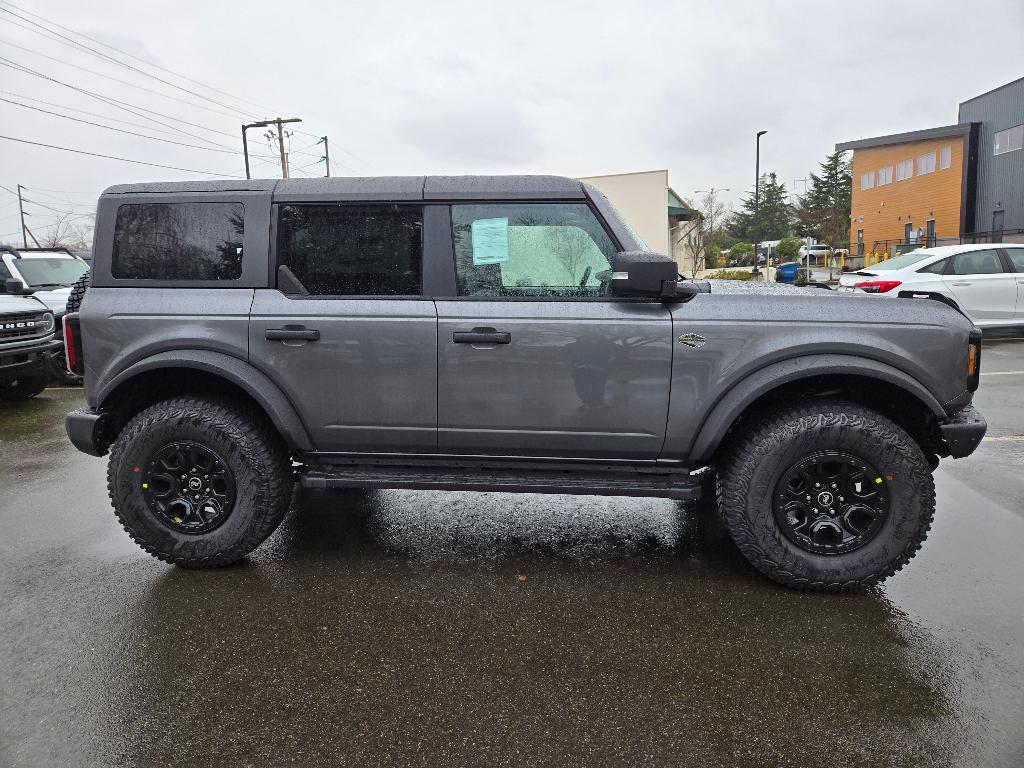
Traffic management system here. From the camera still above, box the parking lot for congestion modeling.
[1,340,1022,767]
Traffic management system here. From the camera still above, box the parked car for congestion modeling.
[1,246,90,383]
[62,176,985,592]
[837,244,1024,330]
[798,243,831,264]
[0,289,57,400]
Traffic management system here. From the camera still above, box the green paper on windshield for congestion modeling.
[471,217,509,265]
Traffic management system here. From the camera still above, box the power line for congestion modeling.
[0,56,239,150]
[0,95,277,157]
[0,134,246,178]
[0,36,253,122]
[0,88,235,142]
[0,0,280,116]
[0,4,263,121]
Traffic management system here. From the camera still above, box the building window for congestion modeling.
[895,159,913,181]
[939,146,952,169]
[877,166,893,185]
[994,124,1023,155]
[916,152,936,175]
[860,171,875,190]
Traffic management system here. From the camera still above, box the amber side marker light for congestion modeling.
[966,329,982,391]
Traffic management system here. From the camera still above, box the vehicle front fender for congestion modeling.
[685,354,947,464]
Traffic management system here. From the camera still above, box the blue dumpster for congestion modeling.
[775,261,799,284]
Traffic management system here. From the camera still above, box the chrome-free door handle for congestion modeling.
[950,281,972,286]
[453,330,511,344]
[266,326,320,341]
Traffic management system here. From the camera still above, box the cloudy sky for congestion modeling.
[1,0,1022,243]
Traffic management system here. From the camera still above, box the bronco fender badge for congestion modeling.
[677,333,706,348]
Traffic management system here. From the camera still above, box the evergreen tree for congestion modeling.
[795,150,852,247]
[727,172,793,242]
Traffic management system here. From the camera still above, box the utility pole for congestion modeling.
[16,184,38,248]
[319,136,330,177]
[241,117,302,179]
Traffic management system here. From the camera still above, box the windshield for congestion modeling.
[866,251,932,272]
[13,258,88,288]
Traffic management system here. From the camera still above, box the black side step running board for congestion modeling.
[298,464,701,501]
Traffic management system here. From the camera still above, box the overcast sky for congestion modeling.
[1,0,1022,243]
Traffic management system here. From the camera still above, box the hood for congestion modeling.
[26,287,72,315]
[706,279,833,295]
[0,292,50,314]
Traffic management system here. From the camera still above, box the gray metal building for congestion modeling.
[958,77,1024,237]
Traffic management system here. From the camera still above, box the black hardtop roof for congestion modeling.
[101,175,588,201]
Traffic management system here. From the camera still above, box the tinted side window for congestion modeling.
[112,203,244,280]
[1005,249,1024,272]
[917,258,949,275]
[452,203,617,297]
[277,205,422,296]
[951,249,1004,275]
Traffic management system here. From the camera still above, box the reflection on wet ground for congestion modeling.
[2,388,1022,767]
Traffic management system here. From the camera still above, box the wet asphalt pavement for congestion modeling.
[2,342,1023,767]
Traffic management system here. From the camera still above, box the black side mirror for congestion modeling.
[610,251,679,298]
[4,278,25,295]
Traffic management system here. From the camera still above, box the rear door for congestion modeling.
[249,203,437,453]
[435,202,673,459]
[1003,247,1024,319]
[940,249,1017,322]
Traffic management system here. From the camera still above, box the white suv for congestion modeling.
[837,244,1024,329]
[0,247,90,317]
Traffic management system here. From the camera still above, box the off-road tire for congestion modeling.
[716,400,935,592]
[108,396,293,567]
[65,270,90,313]
[0,370,48,400]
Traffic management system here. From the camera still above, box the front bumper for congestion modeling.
[65,408,109,457]
[0,339,61,378]
[939,405,987,459]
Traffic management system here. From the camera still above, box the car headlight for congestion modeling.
[39,312,55,334]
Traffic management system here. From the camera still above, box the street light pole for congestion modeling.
[754,130,767,279]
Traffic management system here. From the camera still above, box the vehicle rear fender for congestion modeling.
[97,349,314,451]
[686,354,946,463]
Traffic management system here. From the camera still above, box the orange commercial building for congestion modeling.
[837,124,978,262]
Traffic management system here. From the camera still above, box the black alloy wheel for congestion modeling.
[773,451,889,555]
[141,441,236,534]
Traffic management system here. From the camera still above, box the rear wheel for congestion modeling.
[107,396,293,567]
[716,400,934,592]
[0,370,48,401]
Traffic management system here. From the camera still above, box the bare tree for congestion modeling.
[39,213,93,250]
[552,227,593,285]
[674,190,727,277]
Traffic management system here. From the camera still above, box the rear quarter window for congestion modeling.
[111,202,244,281]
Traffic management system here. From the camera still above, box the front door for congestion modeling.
[435,202,673,459]
[249,203,437,453]
[941,248,1017,322]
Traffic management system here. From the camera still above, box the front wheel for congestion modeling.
[716,401,935,592]
[108,396,293,567]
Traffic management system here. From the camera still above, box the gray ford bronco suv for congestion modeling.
[63,176,987,591]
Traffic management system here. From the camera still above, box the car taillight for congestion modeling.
[967,329,982,391]
[63,313,83,375]
[854,280,902,293]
